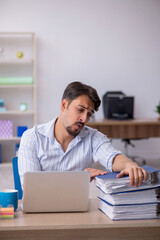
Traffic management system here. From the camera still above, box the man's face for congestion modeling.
[61,95,95,137]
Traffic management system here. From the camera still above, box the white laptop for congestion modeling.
[22,171,90,213]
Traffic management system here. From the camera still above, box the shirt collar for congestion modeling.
[37,118,56,139]
[77,126,90,139]
[37,118,90,139]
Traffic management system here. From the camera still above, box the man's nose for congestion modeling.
[79,113,88,123]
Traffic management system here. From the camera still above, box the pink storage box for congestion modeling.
[0,120,13,138]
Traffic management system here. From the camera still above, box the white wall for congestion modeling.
[1,0,160,161]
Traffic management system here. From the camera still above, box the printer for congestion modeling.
[102,91,134,120]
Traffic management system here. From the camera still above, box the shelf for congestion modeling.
[0,110,34,115]
[0,31,36,163]
[0,59,33,64]
[0,32,34,35]
[0,84,34,88]
[0,137,21,142]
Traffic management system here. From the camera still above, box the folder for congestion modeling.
[95,165,160,220]
[99,198,160,220]
[95,165,160,194]
[98,186,160,205]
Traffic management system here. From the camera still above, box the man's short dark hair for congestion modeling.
[62,81,101,111]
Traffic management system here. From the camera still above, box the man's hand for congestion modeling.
[116,166,147,187]
[85,168,107,182]
[112,155,148,187]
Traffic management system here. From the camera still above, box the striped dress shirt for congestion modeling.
[18,118,121,186]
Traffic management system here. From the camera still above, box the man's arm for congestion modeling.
[112,154,147,187]
[88,130,147,185]
[18,130,41,188]
[85,155,147,185]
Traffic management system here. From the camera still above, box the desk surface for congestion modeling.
[1,199,160,240]
[87,118,160,139]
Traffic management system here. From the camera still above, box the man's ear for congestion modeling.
[61,99,68,111]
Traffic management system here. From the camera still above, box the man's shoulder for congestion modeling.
[36,119,55,137]
[82,125,107,140]
[80,125,98,138]
[22,119,56,139]
[21,126,36,137]
[84,125,97,133]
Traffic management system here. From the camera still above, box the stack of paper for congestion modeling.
[0,206,14,219]
[95,165,160,220]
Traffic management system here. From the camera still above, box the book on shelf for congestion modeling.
[95,165,160,220]
[0,77,33,84]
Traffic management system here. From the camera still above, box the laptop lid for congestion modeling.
[23,171,90,213]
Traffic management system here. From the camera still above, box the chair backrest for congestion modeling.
[12,156,23,200]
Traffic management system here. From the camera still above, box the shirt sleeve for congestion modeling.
[18,129,41,188]
[91,131,121,172]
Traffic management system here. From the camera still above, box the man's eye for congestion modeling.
[87,113,92,118]
[78,109,83,112]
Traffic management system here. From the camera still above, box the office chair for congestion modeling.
[12,156,23,200]
[122,139,146,165]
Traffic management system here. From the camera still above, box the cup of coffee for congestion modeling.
[0,189,18,211]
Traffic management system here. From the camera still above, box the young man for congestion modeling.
[18,81,147,187]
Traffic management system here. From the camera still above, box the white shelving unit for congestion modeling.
[0,32,36,163]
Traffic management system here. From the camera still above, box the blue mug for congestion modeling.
[0,189,18,211]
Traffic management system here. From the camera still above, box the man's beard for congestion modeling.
[66,122,84,137]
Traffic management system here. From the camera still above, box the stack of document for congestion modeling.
[95,165,160,220]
